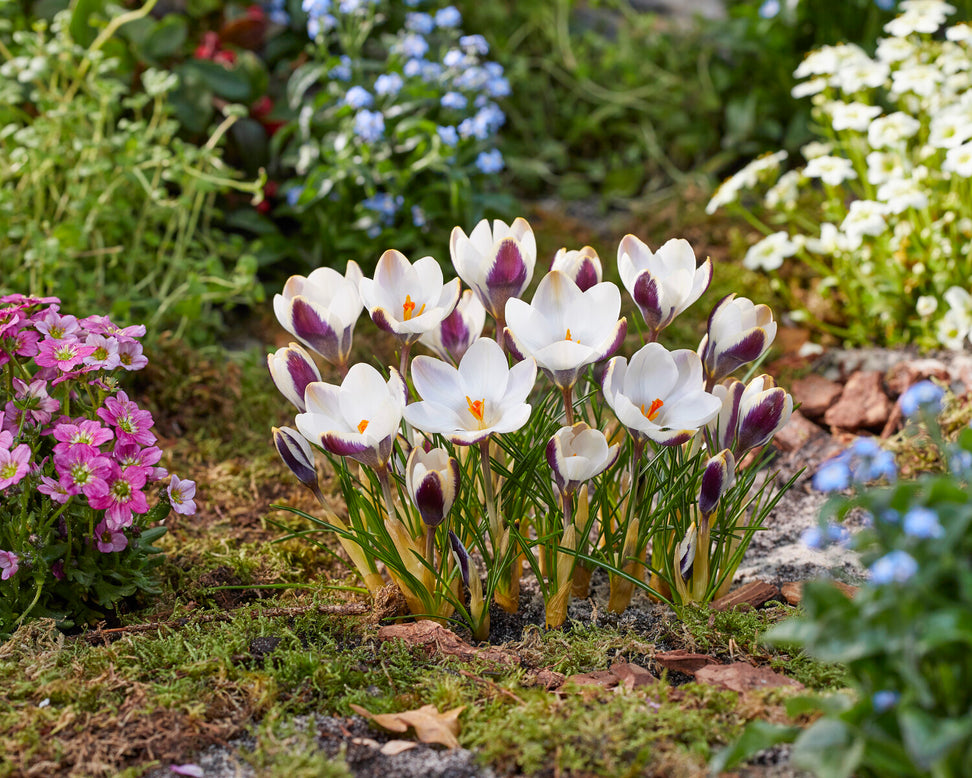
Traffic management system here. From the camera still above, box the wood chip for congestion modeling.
[709,581,781,612]
[694,662,804,693]
[653,650,718,676]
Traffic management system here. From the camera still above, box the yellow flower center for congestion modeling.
[402,295,426,321]
[640,398,664,421]
[357,419,369,434]
[466,396,486,427]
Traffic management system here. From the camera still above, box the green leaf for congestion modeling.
[143,15,187,61]
[287,62,326,108]
[709,720,802,772]
[899,709,972,769]
[69,0,105,47]
[791,719,864,778]
[179,60,252,102]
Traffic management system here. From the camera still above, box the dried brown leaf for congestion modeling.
[349,703,465,748]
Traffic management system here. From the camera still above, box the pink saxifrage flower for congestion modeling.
[83,334,121,370]
[33,308,80,340]
[94,520,128,553]
[0,550,19,580]
[97,391,157,447]
[54,446,111,498]
[167,475,197,515]
[117,340,148,371]
[0,444,30,490]
[86,462,150,528]
[52,418,114,451]
[34,338,96,372]
[38,475,72,504]
[9,378,59,426]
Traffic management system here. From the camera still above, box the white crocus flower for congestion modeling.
[359,249,461,348]
[405,337,537,446]
[273,261,364,370]
[504,270,626,392]
[405,446,460,529]
[449,217,537,328]
[743,231,798,272]
[267,342,322,412]
[828,101,882,132]
[617,235,712,337]
[602,343,721,447]
[546,422,620,496]
[804,155,857,186]
[698,294,777,388]
[296,363,407,472]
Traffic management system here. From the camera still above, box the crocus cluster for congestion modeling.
[708,1,972,350]
[0,294,195,635]
[271,217,793,634]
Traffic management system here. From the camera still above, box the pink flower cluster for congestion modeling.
[0,294,196,577]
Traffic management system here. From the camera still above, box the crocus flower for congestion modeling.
[505,271,626,393]
[273,262,364,370]
[708,375,792,456]
[405,337,537,445]
[296,364,407,471]
[602,342,721,446]
[267,343,322,412]
[617,236,712,339]
[698,449,736,517]
[358,249,461,347]
[697,294,777,388]
[418,289,486,364]
[546,422,620,496]
[273,425,321,499]
[0,550,19,580]
[405,445,460,528]
[550,246,602,292]
[450,218,537,327]
[167,475,197,516]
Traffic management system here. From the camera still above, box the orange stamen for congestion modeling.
[402,295,426,321]
[357,419,370,434]
[466,395,485,423]
[565,328,573,341]
[641,398,664,421]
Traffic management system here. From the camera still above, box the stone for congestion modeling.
[791,374,844,420]
[823,370,893,430]
[773,410,826,453]
[885,359,951,396]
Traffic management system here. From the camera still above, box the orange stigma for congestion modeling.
[641,398,664,421]
[402,295,425,321]
[466,396,485,423]
[357,419,370,434]
[565,328,573,341]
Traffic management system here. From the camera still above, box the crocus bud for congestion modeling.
[676,523,697,580]
[698,449,736,518]
[406,445,460,528]
[698,294,777,387]
[267,343,322,412]
[448,530,470,588]
[707,378,746,452]
[546,422,620,496]
[550,246,602,292]
[273,426,321,500]
[418,288,486,364]
[735,375,793,454]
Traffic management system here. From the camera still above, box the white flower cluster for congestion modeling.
[708,0,972,349]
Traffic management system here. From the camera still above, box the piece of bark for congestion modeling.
[791,374,844,420]
[694,662,804,693]
[773,410,826,453]
[823,371,893,431]
[653,650,718,676]
[565,669,620,689]
[709,581,781,612]
[610,660,657,689]
[781,580,858,605]
[377,620,518,666]
[529,668,566,690]
[885,359,951,396]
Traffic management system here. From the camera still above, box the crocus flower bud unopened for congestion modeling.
[267,343,321,412]
[273,426,321,500]
[406,445,460,528]
[735,375,793,454]
[545,422,620,496]
[449,530,470,588]
[419,288,486,364]
[698,294,777,387]
[698,449,736,518]
[551,246,602,292]
[676,523,697,580]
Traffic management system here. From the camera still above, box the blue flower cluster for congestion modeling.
[812,436,897,493]
[265,0,290,25]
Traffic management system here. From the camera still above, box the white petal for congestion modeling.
[412,355,462,407]
[459,337,509,402]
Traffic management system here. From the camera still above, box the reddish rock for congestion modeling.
[694,662,804,693]
[773,410,826,453]
[885,359,951,397]
[791,374,844,420]
[823,371,893,430]
[709,580,781,612]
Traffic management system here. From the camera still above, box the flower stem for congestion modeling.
[478,437,500,547]
[561,385,574,426]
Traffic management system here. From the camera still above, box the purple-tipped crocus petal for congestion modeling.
[449,530,470,587]
[698,449,735,517]
[273,426,318,487]
[633,272,664,332]
[709,329,771,383]
[737,388,792,453]
[415,473,447,527]
[268,344,321,412]
[483,238,529,316]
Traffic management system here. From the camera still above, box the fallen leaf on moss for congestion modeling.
[377,620,518,666]
[693,662,804,693]
[349,703,465,748]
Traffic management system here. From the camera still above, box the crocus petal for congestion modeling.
[699,449,736,517]
[273,426,319,489]
[267,343,321,412]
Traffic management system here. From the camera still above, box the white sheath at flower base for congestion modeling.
[449,218,537,324]
[602,342,721,447]
[359,249,461,347]
[617,235,712,337]
[295,363,407,471]
[273,261,364,368]
[418,288,486,364]
[504,270,626,392]
[404,337,537,445]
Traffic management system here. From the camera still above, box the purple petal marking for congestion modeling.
[714,330,768,379]
[291,298,337,356]
[449,530,470,587]
[545,435,565,491]
[737,389,787,452]
[575,260,599,292]
[415,474,446,527]
[321,431,371,461]
[486,238,528,293]
[440,308,470,358]
[504,327,526,362]
[369,306,397,334]
[699,456,728,516]
[273,428,317,486]
[286,349,319,402]
[594,319,627,364]
[632,273,662,331]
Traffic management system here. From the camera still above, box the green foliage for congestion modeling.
[0,2,264,343]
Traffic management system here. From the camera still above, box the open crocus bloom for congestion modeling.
[550,246,602,292]
[273,261,363,368]
[504,270,626,391]
[295,363,407,471]
[698,293,777,387]
[450,218,537,324]
[617,235,712,338]
[267,342,322,412]
[602,342,721,446]
[405,445,461,528]
[405,337,537,445]
[546,422,620,496]
[418,288,486,364]
[359,249,461,347]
